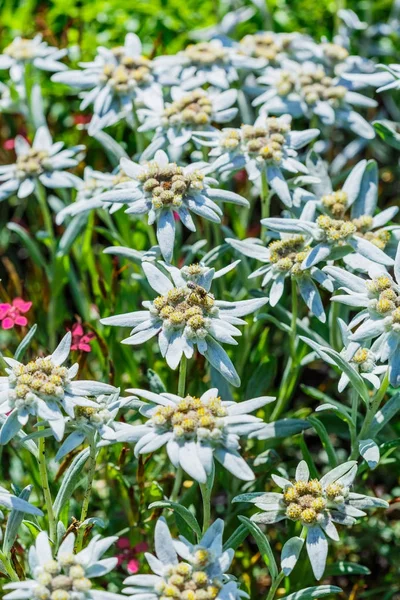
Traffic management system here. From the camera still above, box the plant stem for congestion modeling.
[290,278,298,361]
[38,432,56,542]
[178,356,188,397]
[36,181,55,251]
[357,371,390,442]
[76,436,98,551]
[349,388,359,455]
[200,482,212,534]
[170,466,183,502]
[261,171,270,220]
[266,571,285,600]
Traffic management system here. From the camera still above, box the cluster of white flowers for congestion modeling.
[0,5,396,597]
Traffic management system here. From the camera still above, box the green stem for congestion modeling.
[266,571,285,600]
[357,371,390,442]
[200,482,212,534]
[36,181,55,250]
[290,278,298,361]
[0,551,19,582]
[178,356,188,397]
[76,436,98,551]
[38,433,56,542]
[261,171,270,220]
[170,466,183,502]
[349,389,359,456]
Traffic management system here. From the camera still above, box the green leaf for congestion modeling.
[300,337,370,405]
[238,515,278,581]
[14,324,37,361]
[7,222,48,275]
[148,501,202,539]
[370,392,400,436]
[325,561,371,576]
[373,120,400,150]
[222,523,249,552]
[3,485,35,553]
[53,448,90,519]
[280,586,342,599]
[307,416,338,467]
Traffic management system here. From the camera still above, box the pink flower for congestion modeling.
[0,298,32,330]
[70,323,95,352]
[115,538,148,573]
[127,559,140,574]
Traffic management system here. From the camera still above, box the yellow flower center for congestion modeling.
[151,395,227,440]
[283,479,344,525]
[163,89,213,126]
[9,359,69,406]
[138,162,204,209]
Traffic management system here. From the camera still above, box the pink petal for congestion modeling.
[0,304,11,319]
[14,316,28,326]
[81,332,96,343]
[2,317,15,329]
[70,343,79,351]
[127,559,139,574]
[72,323,84,336]
[133,542,149,553]
[12,298,32,313]
[78,343,92,352]
[117,538,131,550]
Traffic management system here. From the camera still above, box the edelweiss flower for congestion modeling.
[56,166,126,224]
[227,229,333,322]
[196,115,318,207]
[238,31,307,64]
[0,484,43,516]
[0,35,67,82]
[3,530,123,600]
[323,248,400,386]
[293,154,400,271]
[0,126,84,202]
[123,518,246,600]
[0,332,117,443]
[55,391,133,461]
[234,460,388,579]
[153,39,265,90]
[100,261,267,386]
[137,87,238,158]
[109,387,273,483]
[253,59,377,139]
[95,150,249,262]
[262,160,395,271]
[52,34,159,134]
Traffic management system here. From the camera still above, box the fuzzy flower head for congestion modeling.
[52,34,159,134]
[112,387,273,483]
[198,115,319,207]
[54,390,133,461]
[253,59,377,139]
[0,298,32,329]
[0,127,84,202]
[323,248,400,386]
[137,87,238,156]
[153,39,265,90]
[234,460,388,580]
[101,261,267,386]
[227,231,333,322]
[96,150,249,262]
[3,530,123,600]
[123,518,245,600]
[0,332,117,443]
[0,34,67,82]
